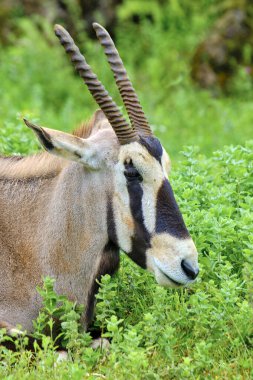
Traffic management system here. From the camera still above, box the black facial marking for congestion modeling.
[156,179,189,238]
[127,180,145,223]
[124,160,143,182]
[140,136,163,164]
[85,241,120,325]
[126,179,151,269]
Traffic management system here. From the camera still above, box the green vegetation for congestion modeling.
[1,143,252,379]
[0,1,253,379]
[0,5,253,159]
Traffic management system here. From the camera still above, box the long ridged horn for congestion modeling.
[54,24,138,145]
[93,22,152,137]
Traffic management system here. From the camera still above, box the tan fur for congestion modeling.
[0,109,198,332]
[0,111,119,331]
[73,113,99,139]
[0,154,66,180]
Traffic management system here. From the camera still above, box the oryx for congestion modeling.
[0,24,199,333]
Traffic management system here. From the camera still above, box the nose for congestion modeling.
[181,259,199,280]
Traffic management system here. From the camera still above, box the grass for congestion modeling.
[0,3,253,379]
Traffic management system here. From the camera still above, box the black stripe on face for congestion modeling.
[126,180,151,269]
[140,136,163,164]
[156,179,190,238]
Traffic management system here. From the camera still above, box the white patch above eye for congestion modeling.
[118,142,164,180]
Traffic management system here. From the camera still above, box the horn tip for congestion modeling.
[54,24,63,31]
[54,24,67,37]
[92,22,104,32]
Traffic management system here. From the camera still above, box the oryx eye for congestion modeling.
[124,160,143,182]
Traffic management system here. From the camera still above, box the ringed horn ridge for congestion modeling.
[93,22,152,137]
[54,24,138,145]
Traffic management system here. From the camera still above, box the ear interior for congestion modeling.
[24,119,54,151]
[23,118,109,170]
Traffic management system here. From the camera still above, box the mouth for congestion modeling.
[152,257,185,286]
[157,267,184,286]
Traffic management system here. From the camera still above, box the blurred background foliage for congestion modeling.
[0,0,252,159]
[0,2,253,378]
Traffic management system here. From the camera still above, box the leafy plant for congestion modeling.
[0,3,253,378]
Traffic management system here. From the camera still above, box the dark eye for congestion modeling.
[124,160,143,182]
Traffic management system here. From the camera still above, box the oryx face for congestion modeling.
[113,137,198,287]
[25,23,199,289]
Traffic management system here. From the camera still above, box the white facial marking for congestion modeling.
[113,143,179,248]
[142,184,157,233]
[112,141,199,289]
[141,148,170,234]
[115,142,165,238]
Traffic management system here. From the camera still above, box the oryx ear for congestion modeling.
[24,119,102,170]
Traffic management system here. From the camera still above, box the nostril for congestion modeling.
[181,260,199,280]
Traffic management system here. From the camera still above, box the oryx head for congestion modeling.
[25,24,199,288]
